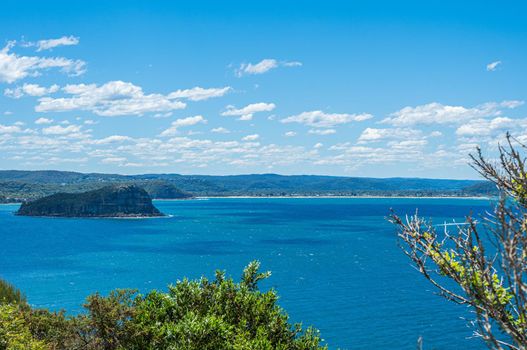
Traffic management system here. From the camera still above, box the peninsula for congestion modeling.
[16,184,164,217]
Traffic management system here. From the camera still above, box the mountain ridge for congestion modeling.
[0,170,497,202]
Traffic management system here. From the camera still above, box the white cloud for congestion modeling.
[5,83,60,98]
[0,124,22,134]
[36,36,80,51]
[42,124,82,135]
[92,135,133,144]
[4,87,23,98]
[35,117,53,125]
[36,81,187,117]
[501,100,524,108]
[486,60,501,71]
[160,115,207,137]
[382,101,524,126]
[284,131,297,137]
[388,139,428,150]
[358,127,421,143]
[236,59,277,76]
[429,131,443,137]
[35,82,232,117]
[211,127,230,134]
[0,41,86,83]
[456,117,521,136]
[308,129,336,135]
[281,110,373,128]
[167,86,231,101]
[235,59,302,77]
[153,112,173,118]
[314,143,323,149]
[221,102,276,121]
[242,134,259,141]
[283,61,302,67]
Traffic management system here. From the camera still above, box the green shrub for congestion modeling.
[0,262,326,350]
[0,304,47,350]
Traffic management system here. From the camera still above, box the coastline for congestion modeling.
[10,213,170,219]
[186,195,492,200]
[2,196,493,207]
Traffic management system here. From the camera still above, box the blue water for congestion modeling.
[0,198,491,349]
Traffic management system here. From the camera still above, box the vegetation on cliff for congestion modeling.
[16,185,164,217]
[139,180,192,199]
[0,262,325,350]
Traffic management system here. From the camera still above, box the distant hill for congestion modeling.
[0,170,497,202]
[16,184,164,217]
[140,181,193,199]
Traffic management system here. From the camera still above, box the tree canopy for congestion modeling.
[0,261,326,350]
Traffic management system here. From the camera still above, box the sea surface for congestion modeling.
[0,198,491,349]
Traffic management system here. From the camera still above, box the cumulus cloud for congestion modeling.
[35,81,231,117]
[42,124,82,135]
[5,83,60,98]
[221,102,276,121]
[0,124,22,134]
[36,81,187,117]
[486,60,501,71]
[284,131,297,137]
[92,135,133,144]
[235,59,302,77]
[167,86,231,101]
[242,134,259,141]
[308,129,336,135]
[0,41,86,83]
[456,117,522,137]
[35,117,53,125]
[159,115,207,137]
[36,36,80,51]
[211,127,230,134]
[281,110,373,128]
[382,101,524,126]
[358,127,421,143]
[388,139,428,150]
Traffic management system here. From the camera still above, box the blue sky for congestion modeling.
[0,0,526,179]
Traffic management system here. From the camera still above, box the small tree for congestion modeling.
[391,134,527,349]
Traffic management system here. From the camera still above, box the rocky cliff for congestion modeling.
[16,185,164,217]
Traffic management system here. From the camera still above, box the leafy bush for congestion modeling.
[0,261,326,350]
[0,304,47,350]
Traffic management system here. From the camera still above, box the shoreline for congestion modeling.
[2,195,493,206]
[179,195,492,200]
[10,214,170,219]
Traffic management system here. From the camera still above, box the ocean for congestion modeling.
[0,197,490,349]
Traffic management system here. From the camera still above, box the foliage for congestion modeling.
[0,280,25,306]
[0,304,47,350]
[0,262,326,350]
[391,133,527,349]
